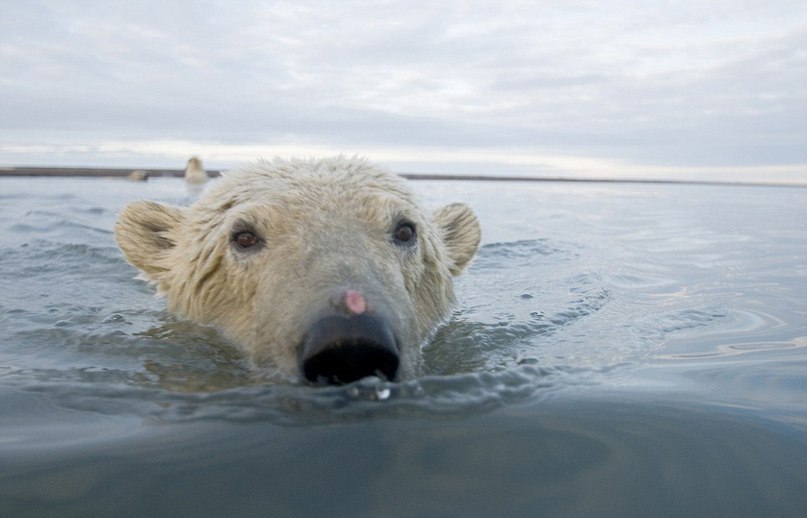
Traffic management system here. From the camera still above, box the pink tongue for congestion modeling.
[344,290,367,315]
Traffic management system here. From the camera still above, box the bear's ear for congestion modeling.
[115,201,185,277]
[432,202,481,276]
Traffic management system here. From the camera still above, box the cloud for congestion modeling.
[1,0,806,180]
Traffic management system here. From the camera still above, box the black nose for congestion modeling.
[300,313,399,385]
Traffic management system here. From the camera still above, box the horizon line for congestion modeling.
[1,165,805,189]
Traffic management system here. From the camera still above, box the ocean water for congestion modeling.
[1,176,806,517]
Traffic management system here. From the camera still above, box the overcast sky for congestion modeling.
[2,0,806,182]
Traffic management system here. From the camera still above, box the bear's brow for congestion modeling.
[217,200,235,212]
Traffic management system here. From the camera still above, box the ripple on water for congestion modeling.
[656,309,727,335]
[2,239,123,279]
[429,239,615,373]
[659,336,807,360]
[8,363,616,426]
[471,239,578,270]
[8,209,111,239]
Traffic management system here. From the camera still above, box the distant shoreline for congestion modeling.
[1,165,805,188]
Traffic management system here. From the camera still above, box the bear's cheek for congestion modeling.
[246,258,305,326]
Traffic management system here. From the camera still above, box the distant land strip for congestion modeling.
[1,165,804,188]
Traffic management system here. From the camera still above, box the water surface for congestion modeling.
[1,176,806,517]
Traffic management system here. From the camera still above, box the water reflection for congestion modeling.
[3,395,806,517]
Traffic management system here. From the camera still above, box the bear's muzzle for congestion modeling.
[299,313,400,385]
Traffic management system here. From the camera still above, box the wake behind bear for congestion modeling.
[115,157,481,385]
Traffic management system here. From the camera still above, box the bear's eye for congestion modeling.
[393,221,416,245]
[231,229,262,251]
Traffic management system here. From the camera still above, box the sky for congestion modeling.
[2,0,806,183]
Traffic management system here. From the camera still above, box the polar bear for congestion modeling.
[115,157,481,384]
[183,156,208,184]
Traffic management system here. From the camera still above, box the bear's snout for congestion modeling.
[300,313,399,385]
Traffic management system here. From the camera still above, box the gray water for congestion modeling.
[1,176,806,517]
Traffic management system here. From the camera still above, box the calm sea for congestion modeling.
[1,176,806,517]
